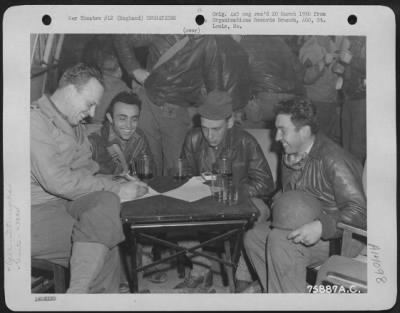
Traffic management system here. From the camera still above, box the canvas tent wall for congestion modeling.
[30,34,64,102]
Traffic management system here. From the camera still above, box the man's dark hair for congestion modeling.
[107,91,142,116]
[81,35,116,72]
[274,97,319,134]
[58,63,104,91]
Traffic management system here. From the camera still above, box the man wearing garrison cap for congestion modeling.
[173,90,275,293]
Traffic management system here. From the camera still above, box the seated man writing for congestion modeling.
[174,90,275,292]
[265,97,366,292]
[31,63,148,293]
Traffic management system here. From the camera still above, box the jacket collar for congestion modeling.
[308,132,328,159]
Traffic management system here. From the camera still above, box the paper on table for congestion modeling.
[121,186,160,203]
[162,176,212,202]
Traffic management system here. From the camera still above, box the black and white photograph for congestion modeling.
[3,5,397,311]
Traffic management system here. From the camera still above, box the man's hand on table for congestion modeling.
[113,172,141,183]
[123,173,141,182]
[118,179,149,202]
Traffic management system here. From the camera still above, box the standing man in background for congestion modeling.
[232,35,304,128]
[114,34,220,176]
[81,35,131,124]
[298,35,342,142]
[340,36,366,164]
[114,34,250,176]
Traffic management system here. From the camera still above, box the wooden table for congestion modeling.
[121,176,259,293]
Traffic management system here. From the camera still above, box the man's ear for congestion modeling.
[299,125,312,139]
[63,84,78,97]
[106,112,113,124]
[227,116,234,128]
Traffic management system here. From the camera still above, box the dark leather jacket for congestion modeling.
[239,35,305,96]
[114,35,250,111]
[281,133,366,240]
[342,36,366,100]
[181,125,275,198]
[215,35,251,111]
[114,34,220,108]
[89,123,152,175]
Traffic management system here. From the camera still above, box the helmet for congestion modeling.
[271,190,321,230]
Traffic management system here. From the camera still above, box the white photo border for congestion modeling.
[3,4,397,311]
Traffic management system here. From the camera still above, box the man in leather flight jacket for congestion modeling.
[267,96,366,293]
[89,91,152,176]
[175,90,275,292]
[113,34,250,176]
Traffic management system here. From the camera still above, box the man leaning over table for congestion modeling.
[31,63,148,293]
[174,90,275,293]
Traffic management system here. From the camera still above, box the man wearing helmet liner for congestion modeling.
[271,190,322,232]
[265,96,366,293]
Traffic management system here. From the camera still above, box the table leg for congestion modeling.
[129,230,139,293]
[177,253,186,278]
[223,239,235,293]
[218,252,229,286]
[232,228,244,265]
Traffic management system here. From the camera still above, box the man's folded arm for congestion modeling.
[31,134,120,201]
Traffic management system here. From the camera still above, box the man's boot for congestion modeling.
[67,242,108,293]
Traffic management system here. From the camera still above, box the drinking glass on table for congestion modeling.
[173,158,186,180]
[136,154,153,180]
[227,183,239,205]
[211,174,238,205]
[217,156,232,176]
